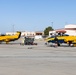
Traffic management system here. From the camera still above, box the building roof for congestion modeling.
[55,30,66,33]
[65,24,76,28]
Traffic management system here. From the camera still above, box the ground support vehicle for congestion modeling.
[20,37,37,45]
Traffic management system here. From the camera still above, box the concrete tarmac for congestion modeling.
[0,40,76,75]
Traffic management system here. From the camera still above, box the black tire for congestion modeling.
[57,43,60,46]
[68,41,72,46]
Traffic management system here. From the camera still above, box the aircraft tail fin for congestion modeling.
[16,31,21,39]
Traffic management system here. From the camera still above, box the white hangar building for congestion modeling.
[64,24,76,35]
[49,24,76,36]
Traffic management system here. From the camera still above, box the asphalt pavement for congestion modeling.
[0,40,76,75]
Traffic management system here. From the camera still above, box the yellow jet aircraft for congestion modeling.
[0,31,21,44]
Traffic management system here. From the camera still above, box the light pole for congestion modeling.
[65,22,68,25]
[12,25,14,34]
[51,22,53,29]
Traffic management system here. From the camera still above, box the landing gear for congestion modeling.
[6,42,9,44]
[68,41,72,46]
[57,43,60,46]
[0,42,2,44]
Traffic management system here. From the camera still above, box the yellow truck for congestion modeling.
[0,31,21,44]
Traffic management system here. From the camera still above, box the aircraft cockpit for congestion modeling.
[0,34,6,36]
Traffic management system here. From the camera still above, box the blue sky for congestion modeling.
[0,0,76,33]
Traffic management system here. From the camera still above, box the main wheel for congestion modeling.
[68,41,72,46]
[57,43,60,46]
